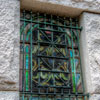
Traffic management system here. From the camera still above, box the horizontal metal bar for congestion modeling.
[38,28,67,33]
[20,52,80,59]
[20,18,82,30]
[20,92,88,96]
[38,69,70,74]
[37,55,69,60]
[20,41,78,49]
[37,55,79,59]
[20,69,81,74]
[37,85,71,88]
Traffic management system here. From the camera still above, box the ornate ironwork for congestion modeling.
[20,10,89,100]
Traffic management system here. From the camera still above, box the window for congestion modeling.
[20,10,89,100]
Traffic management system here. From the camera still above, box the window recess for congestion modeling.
[20,10,89,100]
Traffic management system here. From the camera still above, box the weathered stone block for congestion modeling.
[80,12,100,94]
[0,91,19,100]
[0,0,20,91]
[89,94,100,100]
[39,0,100,12]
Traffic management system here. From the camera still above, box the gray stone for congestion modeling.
[0,1,100,100]
[0,0,20,90]
[21,0,100,17]
[39,0,100,12]
[80,12,100,94]
[0,91,19,100]
[89,94,100,100]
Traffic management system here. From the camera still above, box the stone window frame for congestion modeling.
[1,0,100,100]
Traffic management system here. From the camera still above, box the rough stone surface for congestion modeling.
[80,12,100,94]
[0,1,100,100]
[21,0,100,17]
[39,0,100,12]
[89,94,100,100]
[0,0,20,91]
[0,91,19,100]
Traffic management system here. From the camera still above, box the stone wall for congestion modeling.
[0,0,20,99]
[0,0,100,100]
[80,12,100,100]
[39,0,100,12]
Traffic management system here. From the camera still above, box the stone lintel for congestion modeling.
[21,0,100,17]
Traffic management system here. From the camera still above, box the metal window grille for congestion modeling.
[20,10,89,100]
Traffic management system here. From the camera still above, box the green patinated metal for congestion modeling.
[20,10,89,100]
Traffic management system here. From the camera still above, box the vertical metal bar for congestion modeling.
[70,18,76,93]
[30,11,33,92]
[44,13,48,100]
[61,88,64,100]
[75,20,79,100]
[54,95,56,100]
[46,88,48,100]
[69,96,71,100]
[64,17,67,58]
[46,96,48,100]
[29,95,32,100]
[38,95,40,100]
[22,10,25,92]
[63,19,68,100]
[37,13,40,100]
[51,14,55,88]
[76,96,78,100]
[22,94,24,100]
